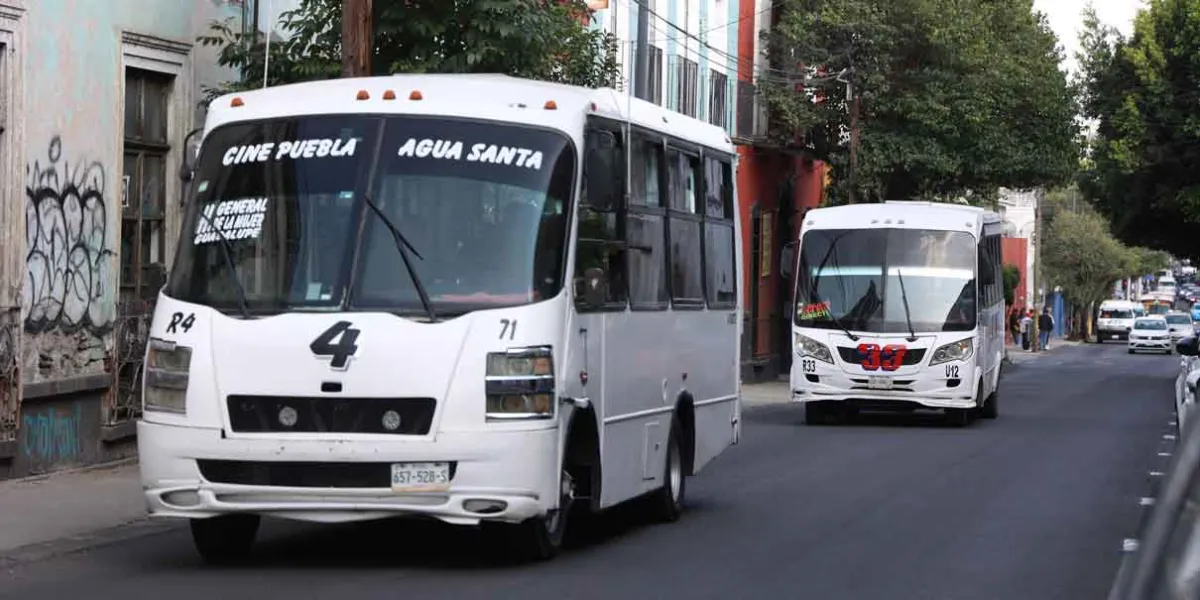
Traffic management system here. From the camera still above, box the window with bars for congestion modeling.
[709,69,729,129]
[675,57,699,118]
[649,46,664,106]
[122,67,174,303]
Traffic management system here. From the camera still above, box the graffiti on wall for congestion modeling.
[20,403,82,465]
[24,136,114,336]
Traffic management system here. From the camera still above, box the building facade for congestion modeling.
[0,0,245,479]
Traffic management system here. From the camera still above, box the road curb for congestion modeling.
[0,517,176,568]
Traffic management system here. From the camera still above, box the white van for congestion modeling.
[1097,300,1142,342]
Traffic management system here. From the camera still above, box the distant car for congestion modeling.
[1190,302,1200,321]
[1129,316,1172,354]
[1166,312,1195,341]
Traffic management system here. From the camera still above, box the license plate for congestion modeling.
[390,462,451,491]
[1112,334,1119,339]
[868,376,893,390]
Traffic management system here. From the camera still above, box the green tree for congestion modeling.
[198,0,621,102]
[1002,264,1022,306]
[1076,1,1200,260]
[761,0,1079,203]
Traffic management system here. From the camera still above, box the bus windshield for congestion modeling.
[794,228,977,333]
[167,115,575,317]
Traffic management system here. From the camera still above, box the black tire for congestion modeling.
[508,468,574,562]
[1129,349,1135,354]
[646,417,686,523]
[804,401,829,425]
[980,383,999,419]
[945,407,971,427]
[190,514,260,565]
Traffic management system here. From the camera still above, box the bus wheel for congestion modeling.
[512,468,574,561]
[981,385,999,419]
[647,417,686,523]
[190,514,260,565]
[945,407,971,427]
[804,402,829,425]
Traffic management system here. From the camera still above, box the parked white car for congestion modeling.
[1175,335,1200,436]
[1166,311,1195,341]
[1128,316,1172,354]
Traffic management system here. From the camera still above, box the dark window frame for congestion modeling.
[122,67,174,303]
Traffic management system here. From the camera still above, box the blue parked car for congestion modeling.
[1191,302,1200,321]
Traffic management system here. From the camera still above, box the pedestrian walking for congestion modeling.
[1009,307,1022,347]
[1020,310,1033,351]
[1038,307,1054,351]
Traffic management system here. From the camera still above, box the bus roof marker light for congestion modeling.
[544,100,558,110]
[382,89,397,100]
[230,97,244,107]
[356,89,370,100]
[409,90,423,100]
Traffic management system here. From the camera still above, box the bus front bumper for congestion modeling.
[136,420,558,526]
[790,365,979,410]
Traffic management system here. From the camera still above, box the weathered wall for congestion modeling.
[0,0,243,478]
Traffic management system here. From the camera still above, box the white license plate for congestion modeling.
[868,376,893,390]
[390,462,451,491]
[1112,334,1120,339]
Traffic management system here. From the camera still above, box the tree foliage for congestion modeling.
[1076,1,1200,260]
[198,0,622,102]
[1002,264,1022,306]
[1040,189,1164,315]
[760,0,1080,203]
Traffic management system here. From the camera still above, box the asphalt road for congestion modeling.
[0,342,1177,600]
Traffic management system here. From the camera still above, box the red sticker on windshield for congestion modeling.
[798,300,832,320]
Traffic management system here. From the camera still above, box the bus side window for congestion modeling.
[574,127,628,311]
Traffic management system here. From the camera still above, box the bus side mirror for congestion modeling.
[584,130,621,212]
[582,267,607,309]
[780,241,796,280]
[177,127,204,188]
[1178,335,1200,357]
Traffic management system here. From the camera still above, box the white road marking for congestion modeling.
[1140,497,1156,506]
[1159,452,1173,457]
[1150,471,1165,477]
[1123,539,1140,552]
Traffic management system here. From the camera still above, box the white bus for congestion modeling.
[789,201,1005,426]
[137,74,743,563]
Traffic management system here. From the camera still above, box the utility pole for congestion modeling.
[341,0,373,78]
[847,79,860,204]
[633,0,650,100]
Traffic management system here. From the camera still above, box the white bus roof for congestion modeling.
[801,201,1002,235]
[203,73,735,156]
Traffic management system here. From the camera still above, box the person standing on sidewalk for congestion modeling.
[1038,307,1054,351]
[1020,310,1033,351]
[1009,307,1022,347]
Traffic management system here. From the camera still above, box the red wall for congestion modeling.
[1001,238,1028,308]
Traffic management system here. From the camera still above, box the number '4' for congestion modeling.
[310,321,361,370]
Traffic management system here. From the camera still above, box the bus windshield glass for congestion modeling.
[166,115,575,316]
[794,228,977,333]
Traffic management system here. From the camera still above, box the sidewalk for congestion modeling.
[742,380,791,406]
[1005,338,1082,365]
[0,459,154,561]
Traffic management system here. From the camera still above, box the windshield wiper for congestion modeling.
[893,268,919,343]
[361,193,437,323]
[193,202,251,319]
[806,231,860,341]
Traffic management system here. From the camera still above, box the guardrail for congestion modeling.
[1108,393,1200,598]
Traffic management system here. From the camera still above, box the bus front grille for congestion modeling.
[225,395,436,435]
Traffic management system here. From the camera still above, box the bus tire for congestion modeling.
[981,386,999,419]
[508,467,574,562]
[804,401,829,425]
[190,514,259,565]
[647,416,686,523]
[945,407,972,427]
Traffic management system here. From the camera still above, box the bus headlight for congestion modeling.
[793,333,833,363]
[144,338,191,414]
[484,346,555,420]
[929,338,973,366]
